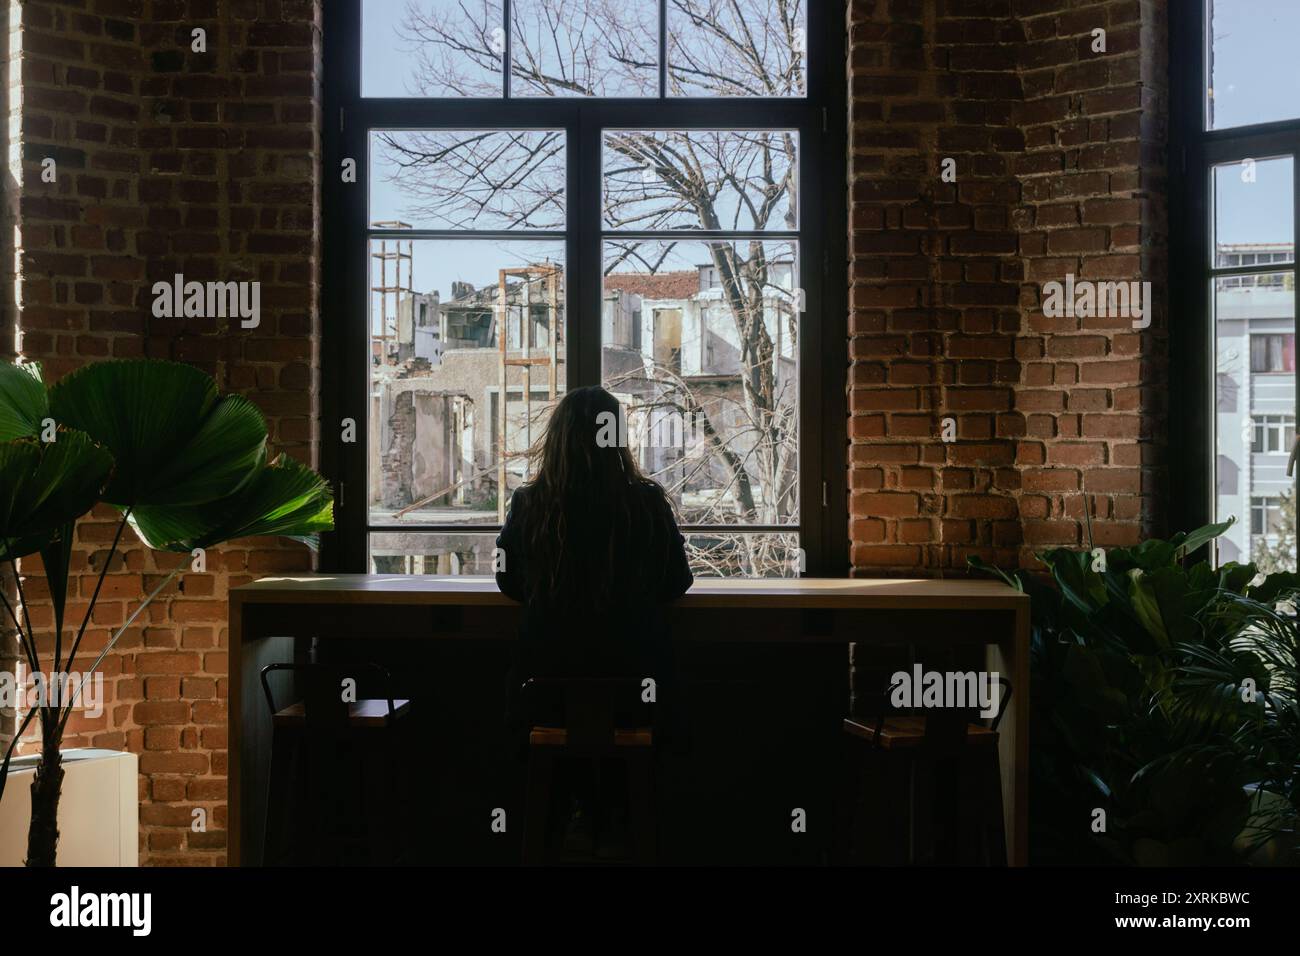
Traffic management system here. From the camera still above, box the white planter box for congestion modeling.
[0,749,138,866]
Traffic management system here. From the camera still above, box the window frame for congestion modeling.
[1170,1,1300,547]
[321,0,848,575]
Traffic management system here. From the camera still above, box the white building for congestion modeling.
[1214,243,1296,567]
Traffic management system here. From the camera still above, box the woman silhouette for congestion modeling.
[495,385,693,854]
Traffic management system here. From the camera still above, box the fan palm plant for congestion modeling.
[0,358,333,866]
[970,522,1300,865]
[1168,590,1300,861]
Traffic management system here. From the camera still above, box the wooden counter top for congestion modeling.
[231,573,1028,611]
[229,572,1032,865]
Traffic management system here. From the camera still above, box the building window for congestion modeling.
[1250,496,1283,535]
[325,0,844,577]
[1249,334,1295,373]
[1175,2,1299,570]
[1252,414,1296,453]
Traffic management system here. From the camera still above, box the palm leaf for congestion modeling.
[130,454,334,552]
[0,361,48,441]
[0,433,114,561]
[49,359,266,506]
[40,522,75,647]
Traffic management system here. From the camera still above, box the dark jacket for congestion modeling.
[495,482,693,741]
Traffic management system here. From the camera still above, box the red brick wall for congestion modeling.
[847,0,1168,575]
[11,0,321,865]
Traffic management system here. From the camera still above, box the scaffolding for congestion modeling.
[497,264,562,521]
[370,221,412,364]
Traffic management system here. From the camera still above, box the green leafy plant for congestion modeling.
[0,358,333,866]
[971,520,1300,865]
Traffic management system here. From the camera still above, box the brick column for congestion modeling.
[847,0,1168,575]
[1014,0,1168,558]
[848,0,1027,574]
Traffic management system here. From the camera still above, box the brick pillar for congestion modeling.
[848,0,1026,574]
[1014,0,1168,559]
[12,0,322,864]
[847,0,1168,575]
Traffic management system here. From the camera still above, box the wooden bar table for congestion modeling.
[228,575,1030,865]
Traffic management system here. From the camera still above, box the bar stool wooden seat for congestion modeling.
[837,678,1010,866]
[842,715,999,749]
[271,698,412,728]
[260,661,412,865]
[521,677,656,865]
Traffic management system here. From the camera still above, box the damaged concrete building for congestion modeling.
[369,257,798,575]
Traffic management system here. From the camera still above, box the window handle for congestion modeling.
[1288,437,1299,478]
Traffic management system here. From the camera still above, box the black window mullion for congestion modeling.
[565,106,582,399]
[503,0,512,99]
[1209,264,1298,279]
[658,0,667,98]
[577,107,603,388]
[1292,151,1299,503]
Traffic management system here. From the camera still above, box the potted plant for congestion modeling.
[971,521,1300,865]
[0,358,333,866]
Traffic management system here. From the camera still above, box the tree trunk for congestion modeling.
[25,739,62,867]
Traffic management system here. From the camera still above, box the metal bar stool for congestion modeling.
[520,677,656,865]
[838,674,1010,866]
[260,661,412,865]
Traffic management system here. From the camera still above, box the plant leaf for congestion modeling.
[0,433,113,561]
[49,359,266,506]
[40,522,75,651]
[966,555,1023,591]
[130,454,334,552]
[1169,518,1234,561]
[0,361,48,441]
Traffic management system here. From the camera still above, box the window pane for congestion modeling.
[1213,157,1294,267]
[1215,273,1296,572]
[685,531,802,578]
[370,239,565,527]
[370,532,500,573]
[370,130,566,230]
[509,0,658,97]
[603,129,798,231]
[601,239,799,527]
[668,0,806,97]
[363,0,504,98]
[1208,0,1300,130]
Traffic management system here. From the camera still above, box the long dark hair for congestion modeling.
[517,386,679,612]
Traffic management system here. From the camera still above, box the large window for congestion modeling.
[323,1,846,577]
[1174,1,1300,572]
